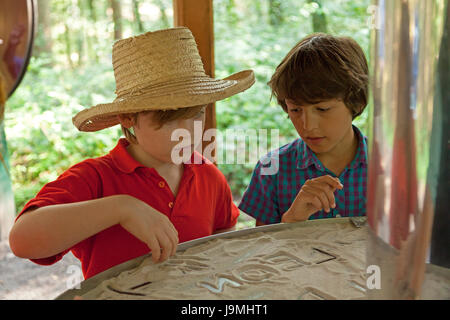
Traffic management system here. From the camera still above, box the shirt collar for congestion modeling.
[296,125,368,171]
[297,139,324,171]
[110,138,145,174]
[348,125,368,169]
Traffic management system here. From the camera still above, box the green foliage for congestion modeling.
[5,0,372,220]
[6,58,121,212]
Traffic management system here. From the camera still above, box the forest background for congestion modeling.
[5,0,372,229]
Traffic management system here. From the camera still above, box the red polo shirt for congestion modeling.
[16,138,239,279]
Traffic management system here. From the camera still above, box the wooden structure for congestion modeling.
[173,0,216,161]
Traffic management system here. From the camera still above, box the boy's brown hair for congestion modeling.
[122,105,205,144]
[268,33,369,119]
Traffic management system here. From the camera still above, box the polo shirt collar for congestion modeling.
[110,138,144,174]
[296,125,368,171]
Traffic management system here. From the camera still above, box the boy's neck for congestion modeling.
[315,126,359,176]
[127,143,185,196]
[127,142,182,173]
[127,143,159,169]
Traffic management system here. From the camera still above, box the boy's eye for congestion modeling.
[317,107,330,112]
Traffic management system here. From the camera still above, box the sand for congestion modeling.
[81,219,368,300]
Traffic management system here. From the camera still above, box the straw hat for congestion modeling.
[73,27,255,132]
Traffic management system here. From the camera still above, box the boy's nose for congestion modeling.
[301,111,318,130]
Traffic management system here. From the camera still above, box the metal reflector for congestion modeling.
[367,0,449,299]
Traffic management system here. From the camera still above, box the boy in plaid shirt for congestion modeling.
[239,33,369,226]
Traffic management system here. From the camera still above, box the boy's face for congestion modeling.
[285,98,354,156]
[124,107,206,165]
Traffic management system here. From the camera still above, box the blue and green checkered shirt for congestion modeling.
[238,125,368,224]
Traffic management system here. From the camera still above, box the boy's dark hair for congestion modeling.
[268,33,369,119]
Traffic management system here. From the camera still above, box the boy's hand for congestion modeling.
[281,175,343,223]
[118,197,179,263]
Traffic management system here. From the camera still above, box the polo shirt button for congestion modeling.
[168,202,174,209]
[158,181,165,188]
[336,214,341,218]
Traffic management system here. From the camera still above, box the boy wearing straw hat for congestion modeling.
[9,27,255,280]
[239,33,368,226]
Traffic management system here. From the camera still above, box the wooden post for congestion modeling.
[173,0,217,162]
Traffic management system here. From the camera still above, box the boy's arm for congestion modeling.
[9,194,178,263]
[281,175,343,223]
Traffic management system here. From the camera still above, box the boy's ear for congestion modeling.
[117,113,135,128]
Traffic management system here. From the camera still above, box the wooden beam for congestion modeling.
[173,0,217,162]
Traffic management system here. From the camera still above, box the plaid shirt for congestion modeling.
[238,125,368,224]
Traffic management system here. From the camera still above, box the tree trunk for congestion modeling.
[87,0,97,22]
[109,0,123,40]
[251,0,264,22]
[34,0,53,63]
[86,0,99,62]
[155,0,170,28]
[76,0,85,66]
[268,0,283,26]
[173,0,216,163]
[307,0,328,33]
[226,0,238,24]
[132,0,144,33]
[64,23,74,69]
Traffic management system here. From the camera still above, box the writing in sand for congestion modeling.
[81,219,367,299]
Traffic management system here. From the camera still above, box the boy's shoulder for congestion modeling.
[61,140,126,179]
[59,154,115,182]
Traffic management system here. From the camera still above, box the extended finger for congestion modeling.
[147,234,161,263]
[165,227,178,257]
[162,216,179,242]
[315,175,343,190]
[156,231,173,262]
[162,220,178,255]
[168,221,179,244]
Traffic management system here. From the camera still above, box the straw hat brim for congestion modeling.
[73,70,255,132]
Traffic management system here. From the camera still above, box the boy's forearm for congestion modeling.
[9,194,134,259]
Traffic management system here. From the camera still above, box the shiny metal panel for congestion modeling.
[367,0,449,299]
